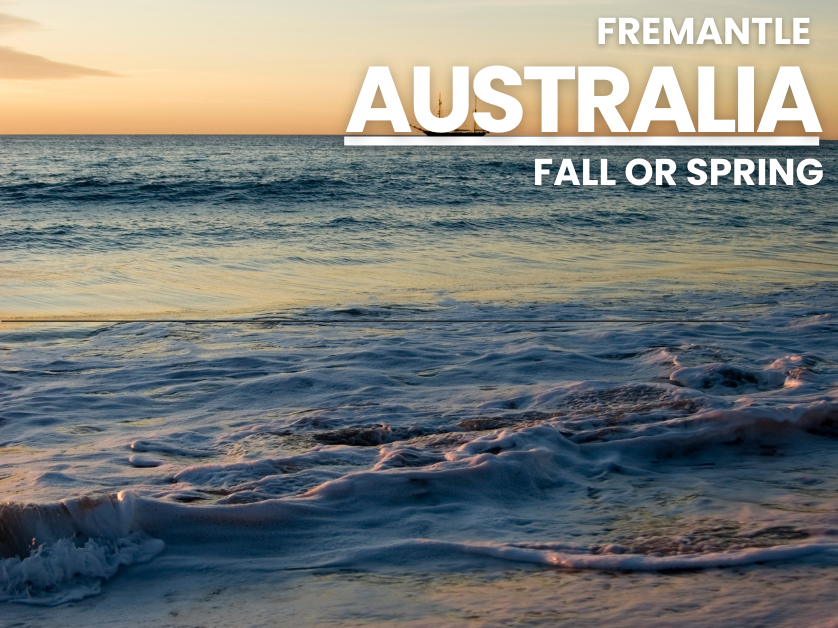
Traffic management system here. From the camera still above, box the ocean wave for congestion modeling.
[0,176,363,207]
[0,494,163,605]
[670,362,790,393]
[3,394,838,604]
[311,537,838,572]
[0,534,163,606]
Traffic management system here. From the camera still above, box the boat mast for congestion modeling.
[473,95,477,132]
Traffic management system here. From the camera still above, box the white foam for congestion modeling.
[0,534,163,606]
[670,363,786,393]
[456,539,838,571]
[0,493,164,605]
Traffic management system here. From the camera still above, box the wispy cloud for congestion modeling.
[0,11,38,33]
[0,46,117,79]
[409,0,613,10]
[0,11,116,79]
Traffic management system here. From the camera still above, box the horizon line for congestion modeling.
[346,136,820,147]
[1,318,752,325]
[0,133,831,142]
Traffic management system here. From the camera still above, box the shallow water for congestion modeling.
[1,137,837,625]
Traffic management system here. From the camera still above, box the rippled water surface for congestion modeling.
[1,136,836,316]
[1,137,838,626]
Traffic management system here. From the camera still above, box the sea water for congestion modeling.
[1,136,838,626]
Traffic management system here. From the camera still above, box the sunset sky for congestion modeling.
[0,0,835,136]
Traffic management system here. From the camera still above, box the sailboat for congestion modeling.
[411,93,488,136]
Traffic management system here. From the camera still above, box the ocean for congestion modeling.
[1,136,838,626]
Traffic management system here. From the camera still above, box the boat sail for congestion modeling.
[411,93,488,136]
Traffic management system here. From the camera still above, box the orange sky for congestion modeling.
[0,0,835,136]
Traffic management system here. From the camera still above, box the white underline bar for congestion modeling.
[345,136,819,147]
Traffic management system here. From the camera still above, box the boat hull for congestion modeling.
[420,130,487,136]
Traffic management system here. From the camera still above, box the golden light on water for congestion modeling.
[2,235,835,320]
